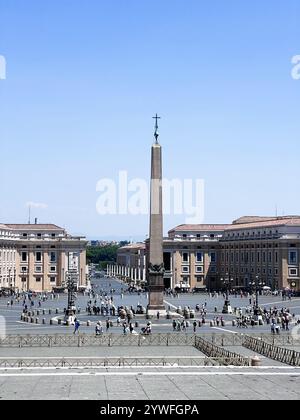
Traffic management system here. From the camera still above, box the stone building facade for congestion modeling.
[115,216,300,292]
[0,224,88,293]
[110,243,146,284]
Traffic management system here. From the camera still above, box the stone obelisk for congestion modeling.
[147,114,166,315]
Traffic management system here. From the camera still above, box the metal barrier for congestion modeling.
[194,336,250,366]
[0,333,298,348]
[0,333,196,348]
[243,336,300,366]
[0,356,253,368]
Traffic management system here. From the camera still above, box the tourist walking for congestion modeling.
[73,319,80,335]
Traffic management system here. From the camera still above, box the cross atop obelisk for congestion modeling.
[153,114,161,143]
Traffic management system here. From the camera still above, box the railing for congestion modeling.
[0,333,197,348]
[194,336,250,366]
[0,333,298,348]
[243,336,300,366]
[0,356,254,368]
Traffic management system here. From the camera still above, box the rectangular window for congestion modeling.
[289,251,298,265]
[289,268,298,276]
[35,277,42,282]
[196,276,204,283]
[210,252,216,263]
[182,252,189,263]
[182,266,189,273]
[36,252,42,262]
[275,252,278,264]
[50,277,56,282]
[196,266,203,273]
[268,252,272,263]
[50,252,57,263]
[21,252,27,262]
[21,277,26,282]
[35,266,42,273]
[196,252,203,263]
[50,266,56,272]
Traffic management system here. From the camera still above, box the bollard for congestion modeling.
[42,318,46,324]
[251,356,261,367]
[31,317,34,323]
[232,320,237,327]
[50,319,53,325]
[36,318,39,324]
[135,321,139,328]
[20,315,24,321]
[221,320,225,327]
[56,308,59,314]
[32,310,35,316]
[58,319,62,325]
[42,309,45,315]
[49,309,52,315]
[37,310,40,316]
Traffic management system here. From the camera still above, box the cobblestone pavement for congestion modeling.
[0,366,299,400]
[1,277,300,400]
[1,276,300,336]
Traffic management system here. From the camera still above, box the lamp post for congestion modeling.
[8,268,12,295]
[249,275,265,315]
[64,269,78,324]
[221,273,234,314]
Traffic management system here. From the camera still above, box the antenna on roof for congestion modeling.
[28,205,31,224]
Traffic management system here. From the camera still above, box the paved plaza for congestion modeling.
[0,366,299,400]
[1,277,300,400]
[1,276,300,335]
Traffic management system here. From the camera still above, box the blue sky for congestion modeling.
[0,0,299,239]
